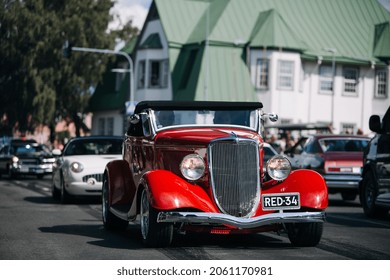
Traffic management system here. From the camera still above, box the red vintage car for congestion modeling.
[102,101,328,247]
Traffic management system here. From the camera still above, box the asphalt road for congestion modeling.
[0,177,389,260]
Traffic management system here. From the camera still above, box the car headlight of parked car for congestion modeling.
[180,154,205,181]
[266,155,291,181]
[70,162,84,173]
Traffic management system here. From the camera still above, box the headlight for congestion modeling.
[180,154,205,181]
[70,162,84,173]
[266,155,291,181]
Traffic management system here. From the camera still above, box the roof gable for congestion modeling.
[373,21,390,59]
[249,9,307,51]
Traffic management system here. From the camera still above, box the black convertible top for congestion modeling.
[134,101,263,114]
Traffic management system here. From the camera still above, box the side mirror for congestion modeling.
[263,112,278,122]
[369,115,381,133]
[129,114,140,124]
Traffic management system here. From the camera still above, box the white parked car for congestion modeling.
[51,136,123,203]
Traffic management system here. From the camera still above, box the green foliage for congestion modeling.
[0,0,138,136]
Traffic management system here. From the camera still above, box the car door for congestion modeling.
[376,133,390,188]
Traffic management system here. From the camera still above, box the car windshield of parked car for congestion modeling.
[64,140,122,156]
[153,109,258,130]
[12,144,51,155]
[319,138,369,152]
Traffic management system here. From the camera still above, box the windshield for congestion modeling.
[153,109,259,131]
[64,139,122,156]
[319,138,369,152]
[12,144,51,155]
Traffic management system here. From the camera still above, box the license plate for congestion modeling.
[20,166,29,173]
[262,193,300,210]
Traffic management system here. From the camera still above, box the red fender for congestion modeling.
[105,160,135,206]
[142,170,219,212]
[262,169,328,210]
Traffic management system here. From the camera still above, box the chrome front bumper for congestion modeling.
[157,211,326,229]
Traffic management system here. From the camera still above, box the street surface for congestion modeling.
[0,177,389,260]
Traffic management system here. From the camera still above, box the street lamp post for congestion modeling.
[323,47,337,128]
[63,42,134,105]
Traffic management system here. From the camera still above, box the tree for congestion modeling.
[0,0,138,139]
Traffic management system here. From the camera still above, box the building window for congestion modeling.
[137,60,145,89]
[98,118,105,135]
[277,60,294,90]
[97,117,114,135]
[319,65,333,93]
[340,123,356,134]
[115,62,127,92]
[148,59,168,88]
[375,68,388,98]
[343,67,359,96]
[255,58,269,90]
[107,118,114,135]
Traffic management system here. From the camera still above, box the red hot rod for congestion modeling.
[102,101,328,247]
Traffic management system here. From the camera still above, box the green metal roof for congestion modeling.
[151,0,390,102]
[155,0,390,62]
[249,9,308,51]
[140,33,163,49]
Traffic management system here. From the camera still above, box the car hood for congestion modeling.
[64,155,122,168]
[154,128,261,146]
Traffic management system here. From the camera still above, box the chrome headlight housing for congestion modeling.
[266,155,291,181]
[180,154,205,181]
[70,162,84,173]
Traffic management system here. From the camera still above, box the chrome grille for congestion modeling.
[208,138,260,217]
[82,173,103,183]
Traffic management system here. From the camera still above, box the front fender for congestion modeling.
[262,169,328,210]
[142,170,218,212]
[105,160,135,206]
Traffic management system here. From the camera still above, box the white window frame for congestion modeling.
[375,68,388,98]
[340,123,356,134]
[343,66,359,96]
[277,60,294,90]
[137,60,146,89]
[98,118,105,135]
[148,59,169,89]
[319,64,333,94]
[106,117,114,135]
[255,58,269,90]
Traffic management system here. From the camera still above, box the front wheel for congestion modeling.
[287,222,323,247]
[361,172,388,218]
[102,174,129,230]
[140,188,173,247]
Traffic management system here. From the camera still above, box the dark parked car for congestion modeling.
[284,134,370,201]
[102,101,328,247]
[0,139,54,179]
[360,106,390,217]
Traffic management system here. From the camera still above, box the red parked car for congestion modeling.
[285,134,370,201]
[102,101,328,247]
